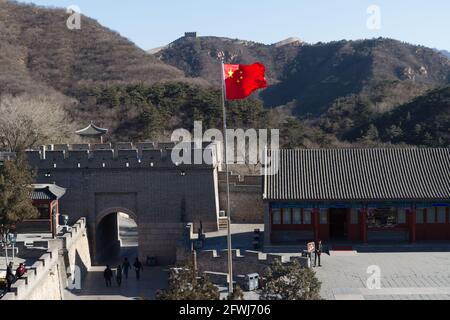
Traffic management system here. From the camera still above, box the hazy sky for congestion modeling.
[17,0,450,51]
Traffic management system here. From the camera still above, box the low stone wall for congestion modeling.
[2,218,91,300]
[196,249,309,280]
[62,218,92,280]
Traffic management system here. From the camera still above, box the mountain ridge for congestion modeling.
[1,1,450,148]
[0,0,199,98]
[153,35,450,122]
[440,50,450,59]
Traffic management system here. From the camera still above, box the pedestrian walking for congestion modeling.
[116,265,123,287]
[122,257,131,280]
[133,258,143,280]
[104,265,113,287]
[315,240,323,267]
[6,262,15,292]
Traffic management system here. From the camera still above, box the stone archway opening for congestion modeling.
[95,208,138,265]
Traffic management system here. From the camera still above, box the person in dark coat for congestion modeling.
[133,258,143,280]
[315,240,323,267]
[6,262,15,292]
[104,265,113,287]
[116,265,123,287]
[122,257,131,280]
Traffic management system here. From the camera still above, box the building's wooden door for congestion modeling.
[330,209,349,240]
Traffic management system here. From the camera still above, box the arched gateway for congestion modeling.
[95,207,139,264]
[25,142,222,264]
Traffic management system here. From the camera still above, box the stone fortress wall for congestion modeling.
[2,218,91,300]
[25,142,223,265]
[218,172,263,223]
[1,141,264,265]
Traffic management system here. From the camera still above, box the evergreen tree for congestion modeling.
[157,266,220,300]
[260,260,322,300]
[0,154,39,242]
[141,103,165,140]
[226,285,245,300]
[386,125,404,141]
[362,124,379,141]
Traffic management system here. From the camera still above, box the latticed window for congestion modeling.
[272,209,281,225]
[398,209,407,224]
[437,207,447,224]
[427,208,436,224]
[283,209,292,224]
[367,208,399,228]
[351,209,359,225]
[416,209,424,224]
[320,209,328,224]
[293,208,302,224]
[303,210,312,225]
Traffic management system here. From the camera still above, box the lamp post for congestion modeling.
[1,226,10,265]
[62,214,69,232]
[9,232,17,262]
[52,207,57,239]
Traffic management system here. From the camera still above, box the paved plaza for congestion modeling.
[203,225,450,300]
[6,221,450,300]
[315,252,450,300]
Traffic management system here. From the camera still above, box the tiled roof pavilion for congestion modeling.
[75,122,108,137]
[264,149,450,202]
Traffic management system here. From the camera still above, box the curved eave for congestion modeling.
[75,123,108,136]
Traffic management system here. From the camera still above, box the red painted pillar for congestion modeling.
[49,200,54,234]
[314,209,320,243]
[361,209,368,243]
[410,208,416,243]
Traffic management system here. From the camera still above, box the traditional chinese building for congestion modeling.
[263,149,450,245]
[16,184,66,234]
[75,121,108,143]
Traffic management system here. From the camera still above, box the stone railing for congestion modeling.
[1,218,90,300]
[196,249,310,280]
[1,247,60,300]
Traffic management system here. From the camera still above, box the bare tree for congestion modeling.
[0,94,78,152]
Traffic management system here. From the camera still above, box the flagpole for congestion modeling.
[220,58,234,295]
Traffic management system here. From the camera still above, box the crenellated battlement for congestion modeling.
[2,218,91,301]
[25,142,222,170]
[188,249,310,279]
[218,171,262,186]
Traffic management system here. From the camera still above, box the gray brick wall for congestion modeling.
[218,172,263,223]
[25,144,221,264]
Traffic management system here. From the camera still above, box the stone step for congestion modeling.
[329,250,358,257]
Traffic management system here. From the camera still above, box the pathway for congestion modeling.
[65,214,168,300]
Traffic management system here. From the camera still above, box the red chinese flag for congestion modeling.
[223,62,267,100]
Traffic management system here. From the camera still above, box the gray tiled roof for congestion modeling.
[75,122,108,136]
[264,149,450,201]
[31,184,66,200]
